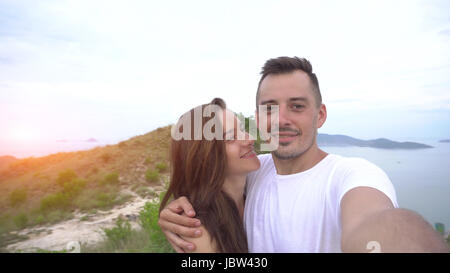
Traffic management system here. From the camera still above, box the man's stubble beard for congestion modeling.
[272,130,317,160]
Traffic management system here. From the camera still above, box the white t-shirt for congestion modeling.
[244,153,398,253]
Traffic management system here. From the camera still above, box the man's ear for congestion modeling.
[317,104,327,129]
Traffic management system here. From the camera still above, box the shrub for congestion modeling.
[139,195,173,252]
[56,169,77,187]
[73,186,124,211]
[145,169,159,182]
[102,218,132,248]
[72,190,98,211]
[13,213,28,229]
[83,221,150,253]
[46,210,72,224]
[144,157,153,165]
[155,162,168,173]
[135,187,156,199]
[40,192,70,212]
[35,215,45,225]
[40,176,86,212]
[62,178,87,198]
[9,189,27,207]
[96,192,117,209]
[102,172,119,185]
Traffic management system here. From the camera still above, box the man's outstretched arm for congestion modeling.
[340,187,449,253]
[158,196,203,252]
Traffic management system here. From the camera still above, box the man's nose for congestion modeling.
[278,105,292,127]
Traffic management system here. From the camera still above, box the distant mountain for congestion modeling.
[439,139,450,143]
[317,134,433,149]
[0,155,18,170]
[85,138,98,143]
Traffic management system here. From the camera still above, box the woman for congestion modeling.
[159,98,260,252]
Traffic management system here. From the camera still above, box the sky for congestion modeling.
[0,0,449,158]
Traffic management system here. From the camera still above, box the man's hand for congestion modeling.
[158,196,203,252]
[341,187,449,253]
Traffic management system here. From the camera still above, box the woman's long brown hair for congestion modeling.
[160,98,248,252]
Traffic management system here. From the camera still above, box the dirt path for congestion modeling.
[6,188,159,253]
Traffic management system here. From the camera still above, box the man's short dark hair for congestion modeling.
[256,56,322,108]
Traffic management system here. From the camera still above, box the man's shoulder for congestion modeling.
[328,155,398,207]
[330,154,393,193]
[331,154,382,173]
[322,154,390,184]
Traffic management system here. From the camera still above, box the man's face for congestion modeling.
[256,70,326,160]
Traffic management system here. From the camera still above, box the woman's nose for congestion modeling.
[241,132,255,145]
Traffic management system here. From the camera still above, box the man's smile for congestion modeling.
[274,128,301,144]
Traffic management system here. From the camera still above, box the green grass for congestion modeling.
[35,215,45,225]
[145,169,160,182]
[135,186,156,198]
[0,125,173,251]
[56,169,77,187]
[155,162,168,173]
[40,170,87,212]
[62,178,86,198]
[100,172,120,186]
[13,213,28,229]
[138,197,173,252]
[102,218,132,249]
[82,193,173,253]
[144,157,153,165]
[40,192,71,212]
[72,186,131,212]
[81,225,150,253]
[45,210,73,224]
[9,189,27,207]
[0,233,29,250]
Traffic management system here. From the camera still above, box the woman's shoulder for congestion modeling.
[180,224,218,253]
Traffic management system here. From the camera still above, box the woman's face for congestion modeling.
[222,110,261,176]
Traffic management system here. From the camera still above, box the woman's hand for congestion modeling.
[158,196,203,252]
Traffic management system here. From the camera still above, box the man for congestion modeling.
[158,57,449,252]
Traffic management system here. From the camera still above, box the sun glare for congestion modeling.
[10,127,39,142]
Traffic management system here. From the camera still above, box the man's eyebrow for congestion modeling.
[260,97,309,105]
[290,97,308,102]
[260,99,277,105]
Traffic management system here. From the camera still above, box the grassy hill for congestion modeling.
[0,156,18,172]
[0,126,172,252]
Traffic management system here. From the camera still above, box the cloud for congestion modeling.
[0,0,449,148]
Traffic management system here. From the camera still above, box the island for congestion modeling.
[317,134,433,149]
[439,139,450,143]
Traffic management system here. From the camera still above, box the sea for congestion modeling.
[321,138,450,232]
